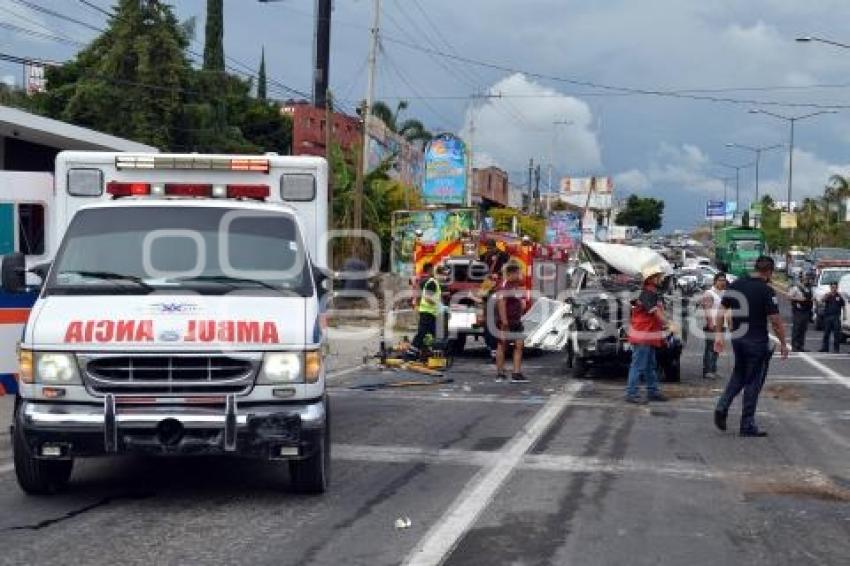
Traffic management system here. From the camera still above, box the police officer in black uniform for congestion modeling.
[714,256,789,437]
[788,272,814,352]
[819,281,846,353]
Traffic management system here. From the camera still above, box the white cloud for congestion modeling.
[460,73,602,174]
[614,169,650,192]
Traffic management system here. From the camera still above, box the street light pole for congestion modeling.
[749,109,838,212]
[719,162,754,222]
[725,143,782,203]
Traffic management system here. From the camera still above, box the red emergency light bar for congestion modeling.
[227,184,270,199]
[107,182,270,200]
[107,182,150,197]
[165,183,212,197]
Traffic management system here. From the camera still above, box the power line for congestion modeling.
[0,21,85,46]
[11,0,102,33]
[381,35,850,110]
[379,45,457,129]
[0,4,70,38]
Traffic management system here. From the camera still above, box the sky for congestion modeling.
[3,0,850,230]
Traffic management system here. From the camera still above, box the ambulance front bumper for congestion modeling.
[16,395,326,460]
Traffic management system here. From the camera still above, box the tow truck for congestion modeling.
[3,151,332,494]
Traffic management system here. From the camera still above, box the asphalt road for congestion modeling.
[0,314,848,565]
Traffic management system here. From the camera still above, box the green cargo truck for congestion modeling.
[714,226,765,277]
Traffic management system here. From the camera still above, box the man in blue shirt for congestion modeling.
[714,256,789,437]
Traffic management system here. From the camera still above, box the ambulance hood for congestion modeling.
[28,295,318,351]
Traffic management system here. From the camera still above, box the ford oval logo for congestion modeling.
[159,330,181,342]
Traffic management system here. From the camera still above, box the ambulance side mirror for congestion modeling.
[314,266,329,299]
[1,252,26,293]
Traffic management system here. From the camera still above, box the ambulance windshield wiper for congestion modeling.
[173,275,282,292]
[59,270,152,291]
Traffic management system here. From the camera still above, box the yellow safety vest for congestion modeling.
[418,277,441,315]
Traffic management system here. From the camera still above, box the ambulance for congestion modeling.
[2,151,332,494]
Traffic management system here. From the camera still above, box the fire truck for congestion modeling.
[411,231,572,354]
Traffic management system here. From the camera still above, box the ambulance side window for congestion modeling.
[18,203,45,255]
[0,203,14,256]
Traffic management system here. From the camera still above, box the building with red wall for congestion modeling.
[283,100,361,158]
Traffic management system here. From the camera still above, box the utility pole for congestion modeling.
[355,0,381,237]
[527,158,534,214]
[534,164,541,216]
[314,0,332,108]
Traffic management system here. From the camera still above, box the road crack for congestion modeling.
[8,492,155,531]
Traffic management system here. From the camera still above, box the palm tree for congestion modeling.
[370,100,433,144]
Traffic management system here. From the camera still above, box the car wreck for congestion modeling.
[524,242,685,381]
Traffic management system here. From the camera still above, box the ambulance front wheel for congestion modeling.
[13,421,73,495]
[289,400,330,494]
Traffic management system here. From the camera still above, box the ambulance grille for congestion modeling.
[81,354,258,395]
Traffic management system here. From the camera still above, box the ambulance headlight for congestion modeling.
[36,353,81,384]
[259,352,302,383]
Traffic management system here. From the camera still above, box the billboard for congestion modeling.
[780,211,798,229]
[706,200,725,221]
[545,211,582,249]
[706,200,737,221]
[423,134,467,205]
[560,177,614,193]
[390,208,478,275]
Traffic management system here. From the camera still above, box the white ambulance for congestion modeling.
[2,151,332,494]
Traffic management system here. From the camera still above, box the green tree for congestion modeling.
[257,47,267,101]
[240,101,291,154]
[203,0,225,72]
[35,0,191,149]
[615,194,664,233]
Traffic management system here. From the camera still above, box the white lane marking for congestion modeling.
[331,443,837,486]
[334,444,498,468]
[0,463,13,475]
[798,352,850,389]
[402,382,582,566]
[330,389,548,405]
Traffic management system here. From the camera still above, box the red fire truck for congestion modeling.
[411,231,572,353]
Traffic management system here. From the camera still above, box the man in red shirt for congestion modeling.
[495,263,528,383]
[625,265,670,404]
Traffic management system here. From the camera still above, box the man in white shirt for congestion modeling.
[702,272,727,379]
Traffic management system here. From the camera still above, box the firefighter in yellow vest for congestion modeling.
[406,262,442,360]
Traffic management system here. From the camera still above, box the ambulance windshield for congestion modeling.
[47,206,313,296]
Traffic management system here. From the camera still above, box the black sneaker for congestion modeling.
[510,373,529,383]
[740,428,768,437]
[647,393,669,402]
[714,409,727,431]
[625,395,646,405]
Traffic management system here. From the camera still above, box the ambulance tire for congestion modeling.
[13,419,73,495]
[289,400,330,494]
